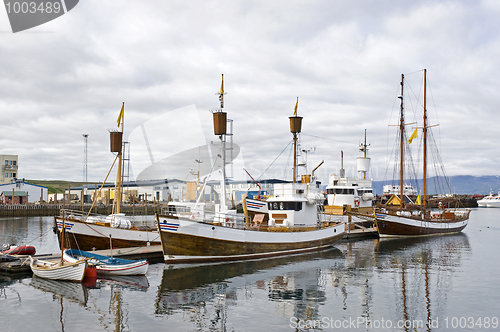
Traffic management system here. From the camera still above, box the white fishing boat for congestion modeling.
[374,70,470,237]
[156,77,345,263]
[325,132,374,215]
[382,183,418,197]
[477,191,500,208]
[324,134,377,238]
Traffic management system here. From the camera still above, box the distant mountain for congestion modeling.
[372,175,500,195]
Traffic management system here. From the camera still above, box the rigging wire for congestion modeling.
[257,140,293,181]
[301,132,358,145]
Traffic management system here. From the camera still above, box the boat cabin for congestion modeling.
[266,183,322,227]
[325,175,373,209]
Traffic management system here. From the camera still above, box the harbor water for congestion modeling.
[1,209,499,331]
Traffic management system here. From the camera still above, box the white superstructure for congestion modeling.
[477,191,500,208]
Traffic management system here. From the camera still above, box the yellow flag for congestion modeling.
[219,74,224,102]
[408,128,418,144]
[293,97,298,116]
[117,103,124,127]
[415,192,421,205]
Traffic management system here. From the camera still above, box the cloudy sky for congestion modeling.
[1,0,499,186]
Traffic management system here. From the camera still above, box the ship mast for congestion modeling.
[214,74,228,211]
[115,103,124,214]
[111,103,124,215]
[289,97,302,183]
[423,69,428,210]
[398,74,405,208]
[358,129,370,180]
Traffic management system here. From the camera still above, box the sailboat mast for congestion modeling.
[399,74,405,208]
[423,69,428,209]
[115,103,124,214]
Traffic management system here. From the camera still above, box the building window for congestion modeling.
[12,161,16,166]
[4,161,8,165]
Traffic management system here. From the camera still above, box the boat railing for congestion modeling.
[60,209,109,223]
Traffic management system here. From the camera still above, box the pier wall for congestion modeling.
[0,204,162,217]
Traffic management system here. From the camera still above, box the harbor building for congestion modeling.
[0,179,48,204]
[68,178,289,205]
[69,179,191,204]
[1,155,18,184]
[211,178,290,204]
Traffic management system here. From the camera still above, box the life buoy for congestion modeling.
[354,199,360,207]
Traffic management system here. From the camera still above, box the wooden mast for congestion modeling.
[214,74,227,211]
[60,185,66,261]
[423,69,428,210]
[115,102,124,214]
[289,97,302,184]
[399,74,405,208]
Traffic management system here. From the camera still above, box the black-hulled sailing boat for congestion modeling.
[374,70,470,237]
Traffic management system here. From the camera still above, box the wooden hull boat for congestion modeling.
[29,257,87,282]
[63,249,149,276]
[55,105,160,251]
[374,210,470,237]
[156,77,346,263]
[55,216,160,251]
[374,70,470,237]
[157,215,344,263]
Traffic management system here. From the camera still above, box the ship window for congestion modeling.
[268,202,302,211]
[330,188,355,195]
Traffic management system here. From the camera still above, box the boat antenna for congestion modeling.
[358,129,370,179]
[340,150,345,178]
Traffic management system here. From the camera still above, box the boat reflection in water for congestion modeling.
[373,234,471,331]
[155,233,471,331]
[99,275,150,292]
[155,248,345,322]
[30,276,89,305]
